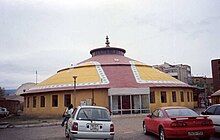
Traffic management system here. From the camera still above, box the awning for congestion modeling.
[108,88,150,96]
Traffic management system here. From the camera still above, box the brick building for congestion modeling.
[212,59,220,92]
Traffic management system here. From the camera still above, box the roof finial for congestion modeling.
[105,35,110,47]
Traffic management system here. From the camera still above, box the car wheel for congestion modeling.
[143,122,148,135]
[159,127,165,140]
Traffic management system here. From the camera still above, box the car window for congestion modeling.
[214,106,220,115]
[77,108,111,121]
[72,108,77,118]
[152,110,159,117]
[165,108,198,117]
[158,110,164,118]
[206,106,216,115]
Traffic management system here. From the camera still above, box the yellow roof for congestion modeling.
[37,62,104,87]
[137,65,180,82]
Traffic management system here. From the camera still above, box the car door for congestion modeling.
[150,109,160,134]
[212,106,220,132]
[202,105,219,132]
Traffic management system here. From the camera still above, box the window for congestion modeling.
[33,96,37,108]
[191,92,193,102]
[187,92,190,102]
[165,108,198,117]
[52,95,58,107]
[214,106,220,115]
[161,91,167,103]
[158,110,164,118]
[193,93,198,101]
[40,96,45,107]
[77,108,110,121]
[24,97,26,108]
[172,91,176,102]
[152,109,159,117]
[141,94,149,113]
[206,106,216,115]
[180,91,184,102]
[150,91,155,103]
[64,94,71,107]
[27,97,30,108]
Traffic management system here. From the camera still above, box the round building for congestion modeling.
[21,37,195,116]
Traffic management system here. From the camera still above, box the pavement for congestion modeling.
[0,108,207,129]
[1,114,219,140]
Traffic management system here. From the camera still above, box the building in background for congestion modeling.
[191,76,214,107]
[191,77,214,96]
[211,90,220,104]
[212,59,220,92]
[153,62,192,84]
[15,82,36,95]
[0,95,23,114]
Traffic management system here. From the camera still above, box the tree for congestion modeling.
[0,87,5,98]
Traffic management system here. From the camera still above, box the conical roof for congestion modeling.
[27,37,191,94]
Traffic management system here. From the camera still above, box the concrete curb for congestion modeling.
[0,121,62,129]
[14,122,62,128]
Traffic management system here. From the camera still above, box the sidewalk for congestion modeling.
[0,115,62,129]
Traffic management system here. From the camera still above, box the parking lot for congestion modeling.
[0,115,219,140]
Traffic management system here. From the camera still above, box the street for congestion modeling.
[0,115,219,140]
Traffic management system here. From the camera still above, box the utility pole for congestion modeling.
[36,70,38,84]
[73,76,77,107]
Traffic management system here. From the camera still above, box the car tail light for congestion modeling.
[72,122,78,132]
[171,121,187,127]
[201,120,213,126]
[110,124,114,132]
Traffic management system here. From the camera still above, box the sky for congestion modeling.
[0,0,219,89]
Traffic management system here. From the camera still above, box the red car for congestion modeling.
[143,106,215,140]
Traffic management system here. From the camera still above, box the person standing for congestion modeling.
[61,104,73,127]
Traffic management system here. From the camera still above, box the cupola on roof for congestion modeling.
[90,36,126,57]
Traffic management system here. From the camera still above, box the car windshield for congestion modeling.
[77,108,111,121]
[165,108,198,117]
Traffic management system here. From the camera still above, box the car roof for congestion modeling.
[78,105,108,110]
[208,104,220,107]
[160,106,188,110]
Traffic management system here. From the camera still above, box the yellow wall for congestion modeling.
[23,89,108,117]
[23,88,196,116]
[149,87,195,112]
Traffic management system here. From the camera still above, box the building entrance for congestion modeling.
[108,88,150,115]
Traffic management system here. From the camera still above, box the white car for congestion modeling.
[66,106,114,140]
[0,107,9,117]
[201,104,220,133]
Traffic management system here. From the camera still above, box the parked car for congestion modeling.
[0,107,9,117]
[201,104,220,133]
[143,106,214,140]
[66,106,114,140]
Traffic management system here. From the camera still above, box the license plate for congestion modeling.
[188,131,203,136]
[90,123,99,132]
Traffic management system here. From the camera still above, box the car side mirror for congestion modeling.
[147,114,152,118]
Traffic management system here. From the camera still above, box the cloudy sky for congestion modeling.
[0,0,219,89]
